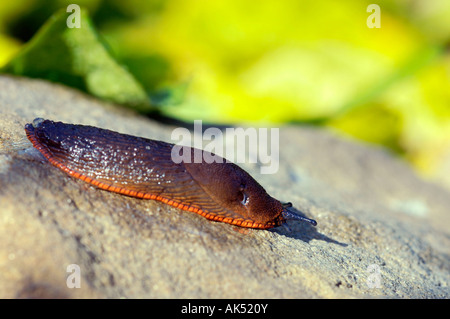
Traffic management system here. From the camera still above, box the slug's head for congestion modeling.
[230,178,286,228]
[186,161,317,229]
[223,182,317,229]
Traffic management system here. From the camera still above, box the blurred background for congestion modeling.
[0,0,449,188]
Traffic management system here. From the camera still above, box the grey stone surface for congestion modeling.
[0,75,449,298]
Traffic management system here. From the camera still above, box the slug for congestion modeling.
[24,118,317,229]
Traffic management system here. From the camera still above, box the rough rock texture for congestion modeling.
[0,75,449,298]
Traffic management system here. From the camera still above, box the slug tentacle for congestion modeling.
[281,206,317,227]
[25,118,317,230]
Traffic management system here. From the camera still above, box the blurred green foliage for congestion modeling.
[2,8,151,111]
[0,0,449,181]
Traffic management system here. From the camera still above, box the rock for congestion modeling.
[0,75,449,298]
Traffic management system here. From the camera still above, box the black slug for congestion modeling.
[25,118,317,229]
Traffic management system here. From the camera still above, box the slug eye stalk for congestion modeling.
[281,202,317,226]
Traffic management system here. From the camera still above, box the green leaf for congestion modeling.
[1,8,152,113]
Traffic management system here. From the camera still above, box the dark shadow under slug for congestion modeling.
[25,118,317,230]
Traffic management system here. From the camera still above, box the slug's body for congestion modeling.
[25,118,316,229]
